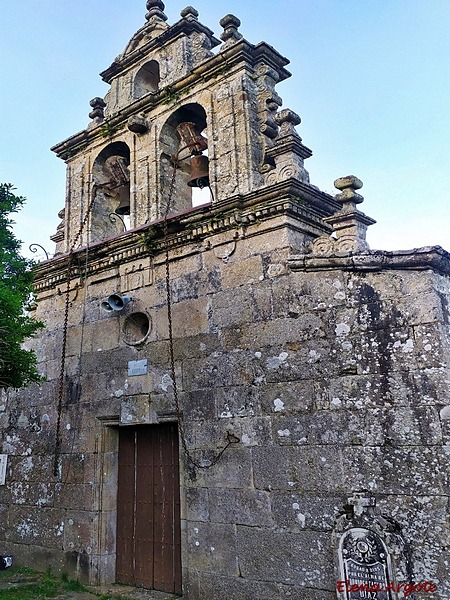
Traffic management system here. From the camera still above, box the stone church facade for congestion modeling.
[1,2,449,598]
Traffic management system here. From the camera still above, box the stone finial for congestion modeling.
[263,107,312,185]
[145,0,168,22]
[311,175,376,255]
[50,207,66,254]
[219,14,243,45]
[275,109,302,137]
[180,6,199,19]
[324,175,375,251]
[89,97,106,121]
[334,175,364,207]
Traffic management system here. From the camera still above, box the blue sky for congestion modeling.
[1,0,449,259]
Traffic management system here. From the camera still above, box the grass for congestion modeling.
[0,566,166,600]
[0,566,89,599]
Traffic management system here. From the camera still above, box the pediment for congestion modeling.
[123,19,170,56]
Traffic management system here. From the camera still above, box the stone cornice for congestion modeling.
[211,179,339,219]
[34,181,338,293]
[265,134,313,161]
[252,41,291,80]
[288,246,450,275]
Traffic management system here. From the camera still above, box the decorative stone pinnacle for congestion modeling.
[180,6,199,19]
[334,175,364,206]
[146,0,168,21]
[275,109,301,137]
[89,97,106,121]
[220,14,243,44]
[313,174,376,254]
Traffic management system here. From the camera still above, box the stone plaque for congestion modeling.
[128,359,148,377]
[338,528,395,599]
[0,455,7,485]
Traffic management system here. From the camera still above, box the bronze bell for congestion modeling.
[188,154,210,189]
[115,189,131,215]
[115,201,130,215]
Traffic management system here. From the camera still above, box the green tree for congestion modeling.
[0,184,43,389]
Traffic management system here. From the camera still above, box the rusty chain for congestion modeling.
[53,155,235,476]
[53,189,98,477]
[163,153,238,469]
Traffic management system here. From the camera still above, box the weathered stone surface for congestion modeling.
[3,4,450,599]
[270,491,344,532]
[8,506,63,546]
[341,445,448,495]
[182,388,216,421]
[183,487,209,522]
[191,572,337,600]
[187,447,253,490]
[221,256,264,289]
[209,288,253,329]
[63,511,99,554]
[172,297,209,337]
[236,527,334,588]
[260,380,315,413]
[252,445,346,492]
[54,483,96,511]
[182,351,257,390]
[186,521,239,575]
[208,489,272,527]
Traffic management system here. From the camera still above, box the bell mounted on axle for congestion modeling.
[176,121,210,189]
[102,155,131,215]
[188,154,210,189]
[115,192,131,215]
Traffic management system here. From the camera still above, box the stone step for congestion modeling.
[54,594,98,600]
[88,585,181,599]
[0,576,40,590]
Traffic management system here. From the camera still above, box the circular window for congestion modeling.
[122,312,151,346]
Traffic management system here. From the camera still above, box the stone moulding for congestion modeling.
[265,132,313,162]
[288,245,450,275]
[34,180,338,293]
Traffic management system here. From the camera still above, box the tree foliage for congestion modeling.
[0,184,44,389]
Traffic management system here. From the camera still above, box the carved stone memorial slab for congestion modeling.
[338,528,394,599]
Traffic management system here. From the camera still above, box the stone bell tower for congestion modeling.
[50,0,338,254]
[5,2,449,599]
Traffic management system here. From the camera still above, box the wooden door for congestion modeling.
[116,424,182,594]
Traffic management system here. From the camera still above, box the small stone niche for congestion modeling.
[134,60,160,98]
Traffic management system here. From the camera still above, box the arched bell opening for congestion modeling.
[159,103,211,218]
[91,142,131,242]
[134,60,160,98]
